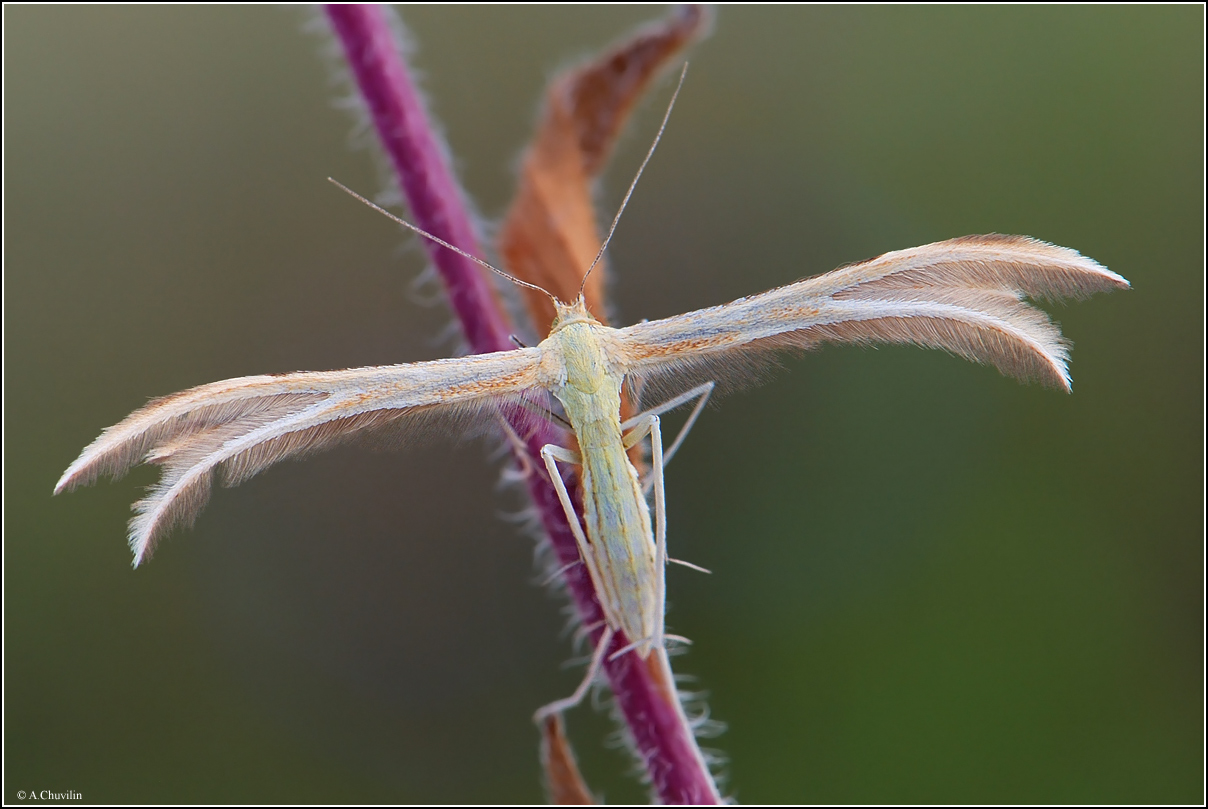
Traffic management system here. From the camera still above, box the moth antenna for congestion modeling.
[328,178,560,305]
[578,62,689,300]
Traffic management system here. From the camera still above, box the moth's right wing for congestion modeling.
[617,235,1129,397]
[55,348,544,565]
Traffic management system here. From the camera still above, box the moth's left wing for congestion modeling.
[56,348,544,565]
[617,235,1128,395]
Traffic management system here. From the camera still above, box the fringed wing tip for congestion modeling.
[1048,359,1073,393]
[1017,339,1072,393]
[54,418,170,496]
[53,462,101,496]
[54,446,119,494]
[52,467,77,496]
[120,494,161,568]
[1100,265,1131,290]
[126,473,215,568]
[826,235,1127,389]
[54,427,168,495]
[54,438,111,494]
[128,515,157,569]
[1063,246,1130,294]
[1005,234,1131,297]
[129,530,155,569]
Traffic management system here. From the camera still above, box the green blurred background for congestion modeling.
[7,6,1202,804]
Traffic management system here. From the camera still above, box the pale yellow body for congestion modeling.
[536,302,661,657]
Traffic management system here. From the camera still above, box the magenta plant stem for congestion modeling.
[324,5,718,804]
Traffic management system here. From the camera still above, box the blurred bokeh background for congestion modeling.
[6,6,1202,804]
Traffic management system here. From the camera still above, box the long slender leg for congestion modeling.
[541,444,611,611]
[541,443,617,643]
[541,441,620,634]
[537,446,622,718]
[620,413,668,655]
[660,382,711,468]
[496,395,572,483]
[621,417,653,449]
[495,417,535,480]
[668,558,711,574]
[620,382,713,430]
[540,444,587,554]
[533,626,615,723]
[621,381,713,470]
[624,413,706,578]
[625,383,714,501]
[649,415,667,652]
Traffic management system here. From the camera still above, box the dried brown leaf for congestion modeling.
[499,5,711,333]
[540,714,596,805]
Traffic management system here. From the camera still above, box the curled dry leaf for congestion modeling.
[540,714,597,805]
[499,4,711,334]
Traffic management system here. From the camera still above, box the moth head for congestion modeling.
[548,295,598,333]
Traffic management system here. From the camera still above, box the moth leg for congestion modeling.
[533,626,615,723]
[541,444,583,535]
[621,417,652,448]
[495,417,535,480]
[621,414,668,654]
[541,444,601,585]
[622,382,714,481]
[650,415,667,653]
[668,558,711,574]
[497,397,572,486]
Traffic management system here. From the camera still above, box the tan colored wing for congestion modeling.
[56,348,543,566]
[618,235,1129,393]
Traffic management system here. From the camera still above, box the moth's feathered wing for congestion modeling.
[55,349,544,565]
[618,235,1129,395]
